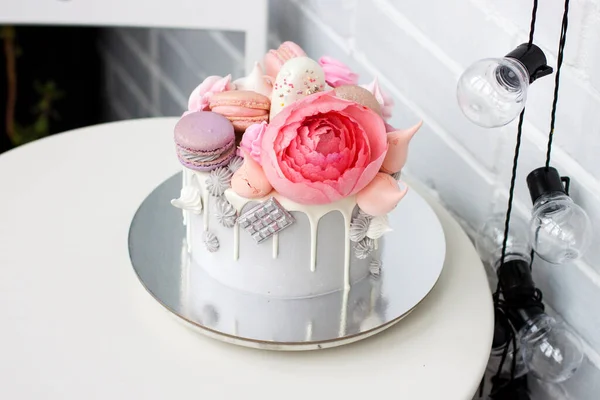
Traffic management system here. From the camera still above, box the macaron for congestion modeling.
[264,41,307,79]
[174,111,236,171]
[209,90,270,134]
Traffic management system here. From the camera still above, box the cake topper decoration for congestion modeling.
[227,156,244,173]
[206,167,233,197]
[233,62,273,98]
[369,259,382,277]
[366,215,392,240]
[334,85,382,116]
[203,231,220,252]
[360,77,394,120]
[269,56,326,119]
[354,237,375,259]
[318,56,359,88]
[187,75,234,113]
[261,91,388,205]
[349,214,370,243]
[237,197,295,244]
[209,90,270,134]
[380,121,422,174]
[239,122,267,163]
[231,151,273,198]
[215,197,237,228]
[263,41,307,79]
[171,185,203,215]
[356,173,408,216]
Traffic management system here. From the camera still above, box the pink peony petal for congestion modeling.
[260,91,387,204]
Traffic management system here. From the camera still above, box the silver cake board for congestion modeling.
[128,172,446,351]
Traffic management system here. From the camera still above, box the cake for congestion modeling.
[171,42,421,318]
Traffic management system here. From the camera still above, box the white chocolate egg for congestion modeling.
[269,57,326,120]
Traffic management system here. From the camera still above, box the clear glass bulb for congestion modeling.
[530,193,593,264]
[519,314,584,383]
[476,213,531,270]
[457,58,529,128]
[488,341,529,379]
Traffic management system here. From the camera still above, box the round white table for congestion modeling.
[0,118,493,400]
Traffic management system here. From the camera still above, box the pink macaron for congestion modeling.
[263,41,306,79]
[174,111,236,171]
[209,90,270,134]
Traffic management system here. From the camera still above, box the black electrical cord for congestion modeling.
[545,0,571,168]
[489,1,539,397]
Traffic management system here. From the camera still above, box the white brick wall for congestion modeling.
[101,1,600,398]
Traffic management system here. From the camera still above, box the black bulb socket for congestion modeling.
[496,44,553,89]
[496,259,545,331]
[505,43,553,83]
[526,166,570,204]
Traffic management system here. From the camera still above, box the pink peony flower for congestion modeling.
[261,91,388,205]
[318,56,359,88]
[361,77,394,120]
[239,122,268,162]
[188,75,234,112]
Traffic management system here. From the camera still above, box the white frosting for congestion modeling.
[366,215,392,240]
[186,168,376,299]
[187,251,377,342]
[233,62,272,97]
[173,171,202,252]
[272,233,279,259]
[225,188,355,285]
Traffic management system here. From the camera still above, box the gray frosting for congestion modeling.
[215,198,237,228]
[228,156,244,173]
[369,259,382,277]
[180,148,222,163]
[203,231,220,252]
[349,215,370,243]
[354,237,375,259]
[206,167,233,197]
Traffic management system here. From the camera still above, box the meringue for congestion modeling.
[233,62,273,98]
[361,77,394,120]
[231,150,273,198]
[380,121,422,174]
[356,173,408,216]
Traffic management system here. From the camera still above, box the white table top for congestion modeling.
[0,118,493,400]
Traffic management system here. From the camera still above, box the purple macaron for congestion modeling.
[174,111,236,171]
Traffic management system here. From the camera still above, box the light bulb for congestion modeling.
[457,58,529,128]
[457,44,552,128]
[519,314,583,383]
[476,213,531,270]
[527,167,593,264]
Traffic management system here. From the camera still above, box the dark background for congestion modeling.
[0,26,102,154]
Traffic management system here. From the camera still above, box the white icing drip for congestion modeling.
[180,238,191,312]
[224,188,356,275]
[186,212,192,252]
[188,171,211,231]
[182,169,188,226]
[339,287,349,336]
[309,221,318,272]
[272,233,279,259]
[306,321,313,341]
[233,224,240,261]
[203,192,209,231]
[374,239,379,250]
[343,214,351,290]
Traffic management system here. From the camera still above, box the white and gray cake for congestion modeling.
[175,165,383,300]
